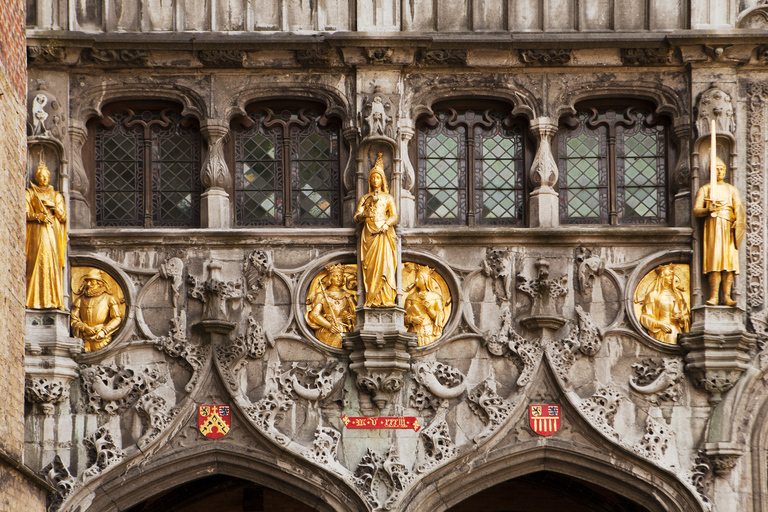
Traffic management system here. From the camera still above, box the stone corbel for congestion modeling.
[187,261,242,334]
[200,122,231,229]
[528,118,559,228]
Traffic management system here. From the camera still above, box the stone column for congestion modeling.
[528,117,559,228]
[68,122,91,229]
[671,120,692,227]
[398,125,416,229]
[200,122,231,229]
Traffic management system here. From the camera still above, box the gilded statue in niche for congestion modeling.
[354,153,398,307]
[403,263,452,346]
[693,157,745,306]
[634,264,690,345]
[71,268,126,352]
[305,264,358,348]
[26,157,67,310]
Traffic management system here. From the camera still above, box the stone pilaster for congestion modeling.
[528,118,559,228]
[200,122,231,229]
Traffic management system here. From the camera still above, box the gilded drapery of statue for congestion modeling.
[305,264,357,348]
[403,263,451,346]
[634,264,690,345]
[26,160,67,310]
[354,153,398,307]
[71,268,125,352]
[693,158,745,306]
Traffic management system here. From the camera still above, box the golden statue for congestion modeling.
[26,158,67,310]
[693,157,745,306]
[403,263,451,346]
[354,153,398,307]
[634,264,690,345]
[71,268,125,352]
[305,264,357,348]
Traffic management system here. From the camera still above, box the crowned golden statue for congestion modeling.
[693,157,745,306]
[26,158,67,310]
[637,264,690,345]
[305,264,357,348]
[71,269,124,352]
[354,153,399,307]
[403,263,450,346]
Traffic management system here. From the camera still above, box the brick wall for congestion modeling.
[0,1,47,511]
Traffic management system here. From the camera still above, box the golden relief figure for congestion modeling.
[693,157,745,306]
[71,268,126,352]
[634,264,690,345]
[403,263,451,346]
[305,264,358,348]
[26,159,67,309]
[354,153,398,307]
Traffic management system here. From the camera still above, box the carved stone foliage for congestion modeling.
[25,377,69,415]
[578,387,623,440]
[28,87,65,139]
[419,49,468,66]
[353,448,414,511]
[545,306,603,382]
[135,394,177,450]
[690,451,713,511]
[201,136,230,189]
[630,358,685,404]
[621,47,671,66]
[40,455,76,512]
[467,379,514,443]
[278,361,347,406]
[519,49,571,65]
[198,50,245,67]
[83,427,124,482]
[303,426,342,469]
[28,46,66,63]
[360,94,394,139]
[215,316,269,392]
[746,82,767,311]
[417,420,457,473]
[517,259,568,316]
[484,307,542,387]
[632,416,672,465]
[79,364,164,415]
[244,250,273,302]
[153,328,204,393]
[81,48,149,65]
[482,248,513,301]
[575,247,604,294]
[244,362,294,445]
[696,87,735,138]
[295,47,334,66]
[412,361,466,405]
[187,261,243,323]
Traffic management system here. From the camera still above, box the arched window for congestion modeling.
[90,102,201,227]
[558,103,670,225]
[232,101,341,227]
[416,102,529,226]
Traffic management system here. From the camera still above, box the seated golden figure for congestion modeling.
[354,153,398,307]
[403,263,451,346]
[635,264,690,345]
[305,264,357,348]
[26,159,67,310]
[71,268,125,352]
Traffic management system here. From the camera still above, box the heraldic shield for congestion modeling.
[529,404,561,436]
[198,405,231,439]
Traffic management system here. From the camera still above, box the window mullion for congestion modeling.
[466,129,476,227]
[282,127,293,227]
[143,128,153,228]
[606,128,618,226]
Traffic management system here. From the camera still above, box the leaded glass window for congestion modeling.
[417,107,526,226]
[558,105,668,225]
[94,107,201,227]
[234,107,340,227]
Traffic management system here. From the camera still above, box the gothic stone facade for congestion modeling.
[23,1,768,511]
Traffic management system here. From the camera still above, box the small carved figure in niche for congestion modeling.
[32,94,49,136]
[635,264,691,345]
[366,96,391,137]
[26,157,67,309]
[403,263,451,346]
[71,269,125,352]
[354,153,398,307]
[305,264,357,348]
[693,158,745,306]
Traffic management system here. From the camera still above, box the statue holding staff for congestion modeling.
[354,153,398,307]
[693,124,745,306]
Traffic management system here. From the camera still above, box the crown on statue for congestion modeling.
[326,264,345,275]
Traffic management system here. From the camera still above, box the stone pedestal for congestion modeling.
[679,306,755,404]
[528,187,559,228]
[343,307,417,411]
[201,187,231,229]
